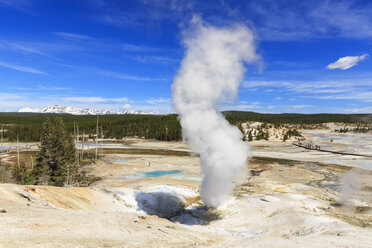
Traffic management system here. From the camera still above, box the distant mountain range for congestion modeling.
[17,105,152,115]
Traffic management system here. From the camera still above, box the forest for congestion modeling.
[0,113,182,142]
[223,111,372,125]
[0,111,371,142]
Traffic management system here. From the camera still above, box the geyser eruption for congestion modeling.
[172,17,259,207]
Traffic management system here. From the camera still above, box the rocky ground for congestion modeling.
[0,131,372,247]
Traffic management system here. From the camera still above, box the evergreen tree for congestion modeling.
[50,117,77,186]
[34,118,53,185]
[12,162,35,185]
[34,117,77,186]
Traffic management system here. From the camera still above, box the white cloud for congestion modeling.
[0,61,46,74]
[327,54,369,70]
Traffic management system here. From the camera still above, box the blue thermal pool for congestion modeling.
[117,170,182,180]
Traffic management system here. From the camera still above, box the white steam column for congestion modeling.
[172,17,260,207]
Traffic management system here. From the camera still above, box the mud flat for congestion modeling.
[0,138,371,247]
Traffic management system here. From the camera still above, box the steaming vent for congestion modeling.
[116,186,221,225]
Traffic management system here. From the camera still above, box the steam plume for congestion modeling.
[172,17,259,207]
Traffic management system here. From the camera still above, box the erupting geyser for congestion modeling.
[172,17,260,207]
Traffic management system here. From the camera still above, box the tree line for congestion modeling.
[224,111,372,125]
[0,111,371,142]
[1,114,182,142]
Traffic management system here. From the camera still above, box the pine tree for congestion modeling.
[34,118,53,185]
[33,117,77,186]
[63,126,78,186]
[12,162,35,185]
[51,117,77,186]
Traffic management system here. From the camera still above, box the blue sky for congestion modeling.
[0,0,371,113]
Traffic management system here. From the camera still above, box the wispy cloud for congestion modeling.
[0,39,86,58]
[37,85,70,91]
[122,103,132,110]
[88,0,192,29]
[58,63,168,82]
[327,54,369,70]
[126,55,178,64]
[242,79,372,103]
[0,61,46,75]
[95,68,167,81]
[53,32,93,40]
[289,105,312,109]
[0,40,50,57]
[0,90,171,113]
[62,96,130,103]
[62,97,107,103]
[317,91,372,102]
[243,0,372,40]
[0,92,23,100]
[223,101,261,111]
[146,97,171,105]
[15,85,70,91]
[0,0,33,13]
[87,0,372,41]
[341,106,372,113]
[122,43,158,52]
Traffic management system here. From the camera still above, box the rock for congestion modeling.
[0,208,6,213]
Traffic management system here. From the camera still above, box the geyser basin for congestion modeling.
[117,170,182,180]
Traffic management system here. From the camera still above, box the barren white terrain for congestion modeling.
[1,129,371,247]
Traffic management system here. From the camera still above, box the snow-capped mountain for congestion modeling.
[17,105,152,115]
